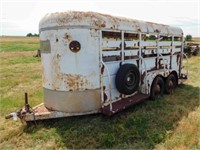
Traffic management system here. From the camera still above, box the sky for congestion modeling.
[0,0,199,37]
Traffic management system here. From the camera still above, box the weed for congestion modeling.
[100,133,115,148]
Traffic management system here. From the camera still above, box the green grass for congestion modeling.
[2,56,40,65]
[155,107,200,150]
[0,37,199,149]
[0,42,39,52]
[0,36,39,52]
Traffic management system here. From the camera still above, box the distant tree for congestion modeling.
[34,33,39,37]
[149,35,156,40]
[185,34,192,41]
[26,33,33,37]
[26,33,39,37]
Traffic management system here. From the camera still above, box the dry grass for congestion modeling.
[192,37,200,43]
[0,51,35,58]
[0,36,39,42]
[155,107,200,150]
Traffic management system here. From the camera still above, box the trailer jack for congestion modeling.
[5,93,36,123]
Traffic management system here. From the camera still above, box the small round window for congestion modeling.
[69,41,81,53]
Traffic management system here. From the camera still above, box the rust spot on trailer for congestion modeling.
[135,23,141,32]
[64,33,72,41]
[101,21,106,27]
[154,29,160,33]
[101,65,105,74]
[64,74,89,91]
[137,28,141,32]
[51,54,62,90]
[103,86,108,102]
[111,25,116,29]
[57,53,61,58]
[51,53,91,91]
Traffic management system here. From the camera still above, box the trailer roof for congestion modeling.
[39,11,183,36]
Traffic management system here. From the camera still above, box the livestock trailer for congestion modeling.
[6,11,188,122]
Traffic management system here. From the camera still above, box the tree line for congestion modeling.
[26,33,39,37]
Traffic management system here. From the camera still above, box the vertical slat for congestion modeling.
[99,30,104,108]
[121,31,124,63]
[139,32,142,86]
[180,34,185,77]
[171,36,174,69]
[156,34,160,69]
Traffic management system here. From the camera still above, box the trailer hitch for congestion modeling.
[5,92,33,122]
[5,108,25,120]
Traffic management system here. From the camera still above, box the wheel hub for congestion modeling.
[155,84,161,93]
[126,72,135,86]
[168,80,174,93]
[168,80,173,87]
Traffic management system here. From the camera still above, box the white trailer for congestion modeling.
[6,11,188,121]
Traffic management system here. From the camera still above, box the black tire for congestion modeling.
[165,74,177,94]
[150,76,165,100]
[115,64,140,95]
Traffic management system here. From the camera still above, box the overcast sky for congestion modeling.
[0,0,199,37]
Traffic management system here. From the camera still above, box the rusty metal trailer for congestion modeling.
[6,11,188,122]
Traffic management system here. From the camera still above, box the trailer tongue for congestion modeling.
[5,93,99,122]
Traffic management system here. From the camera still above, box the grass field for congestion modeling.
[0,36,39,52]
[0,36,199,149]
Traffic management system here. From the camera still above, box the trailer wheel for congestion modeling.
[115,64,140,95]
[165,74,177,94]
[150,76,164,100]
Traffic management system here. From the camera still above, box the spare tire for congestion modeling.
[115,64,140,95]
